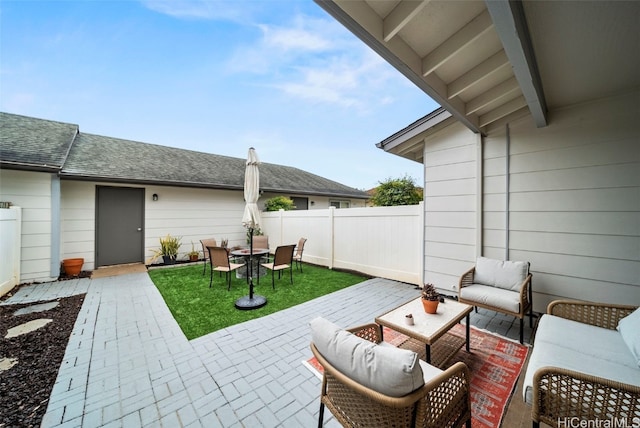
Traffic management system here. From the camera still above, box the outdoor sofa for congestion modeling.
[523,300,640,428]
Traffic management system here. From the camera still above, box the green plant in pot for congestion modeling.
[152,234,181,265]
[421,283,440,314]
[187,241,199,262]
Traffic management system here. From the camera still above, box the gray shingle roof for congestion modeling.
[0,112,78,171]
[1,112,368,199]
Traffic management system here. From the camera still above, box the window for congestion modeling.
[330,200,350,209]
[290,197,308,210]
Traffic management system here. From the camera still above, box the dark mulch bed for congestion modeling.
[0,293,85,428]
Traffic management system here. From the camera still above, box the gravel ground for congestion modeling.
[0,293,85,428]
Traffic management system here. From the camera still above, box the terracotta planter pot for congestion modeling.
[62,258,84,277]
[422,299,439,314]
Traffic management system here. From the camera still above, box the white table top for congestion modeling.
[375,297,472,345]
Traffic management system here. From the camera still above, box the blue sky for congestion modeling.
[1,0,439,190]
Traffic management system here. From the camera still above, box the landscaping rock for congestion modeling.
[0,357,18,373]
[13,301,59,316]
[5,319,53,338]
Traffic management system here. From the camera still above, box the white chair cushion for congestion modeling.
[459,284,520,313]
[617,307,640,367]
[310,317,424,397]
[474,257,528,291]
[523,314,640,404]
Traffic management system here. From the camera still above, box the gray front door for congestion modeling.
[96,186,144,267]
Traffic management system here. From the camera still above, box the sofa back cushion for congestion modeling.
[475,257,529,291]
[617,307,640,367]
[310,317,424,397]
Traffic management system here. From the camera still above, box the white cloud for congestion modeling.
[140,0,250,21]
[258,24,330,52]
[226,13,401,112]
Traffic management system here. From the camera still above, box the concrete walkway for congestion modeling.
[2,273,534,427]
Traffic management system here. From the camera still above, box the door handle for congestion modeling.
[137,228,142,232]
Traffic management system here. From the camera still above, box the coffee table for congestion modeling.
[375,297,473,368]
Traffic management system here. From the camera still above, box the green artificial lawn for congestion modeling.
[149,262,367,340]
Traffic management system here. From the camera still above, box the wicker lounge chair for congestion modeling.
[458,257,533,343]
[310,319,472,428]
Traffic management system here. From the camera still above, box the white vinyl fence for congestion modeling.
[0,206,21,296]
[261,203,424,285]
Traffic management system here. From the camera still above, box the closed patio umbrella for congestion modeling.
[235,147,267,310]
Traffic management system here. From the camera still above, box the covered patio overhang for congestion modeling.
[315,0,640,158]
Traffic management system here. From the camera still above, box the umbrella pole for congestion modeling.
[235,226,266,310]
[249,227,254,299]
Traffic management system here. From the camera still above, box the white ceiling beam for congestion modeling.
[383,1,428,42]
[466,76,520,115]
[421,9,494,76]
[316,0,482,133]
[478,95,527,127]
[447,50,510,99]
[485,0,548,127]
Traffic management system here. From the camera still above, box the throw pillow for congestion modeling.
[310,317,424,397]
[617,307,640,367]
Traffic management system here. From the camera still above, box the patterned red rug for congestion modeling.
[303,324,528,428]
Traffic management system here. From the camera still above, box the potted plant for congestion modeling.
[151,234,181,265]
[421,283,440,314]
[62,258,84,277]
[187,241,199,262]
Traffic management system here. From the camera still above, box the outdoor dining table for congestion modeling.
[230,248,270,310]
[230,248,269,278]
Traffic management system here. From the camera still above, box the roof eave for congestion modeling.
[59,174,368,199]
[59,173,244,191]
[377,108,452,152]
[0,161,62,173]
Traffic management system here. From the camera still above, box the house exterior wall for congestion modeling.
[60,181,248,270]
[0,169,58,283]
[484,91,640,310]
[423,91,640,311]
[422,121,480,292]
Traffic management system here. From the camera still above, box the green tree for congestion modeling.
[369,175,422,206]
[264,196,296,211]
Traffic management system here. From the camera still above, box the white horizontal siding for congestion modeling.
[423,122,479,293]
[60,181,249,269]
[61,181,95,269]
[510,212,639,236]
[0,169,56,282]
[483,91,640,310]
